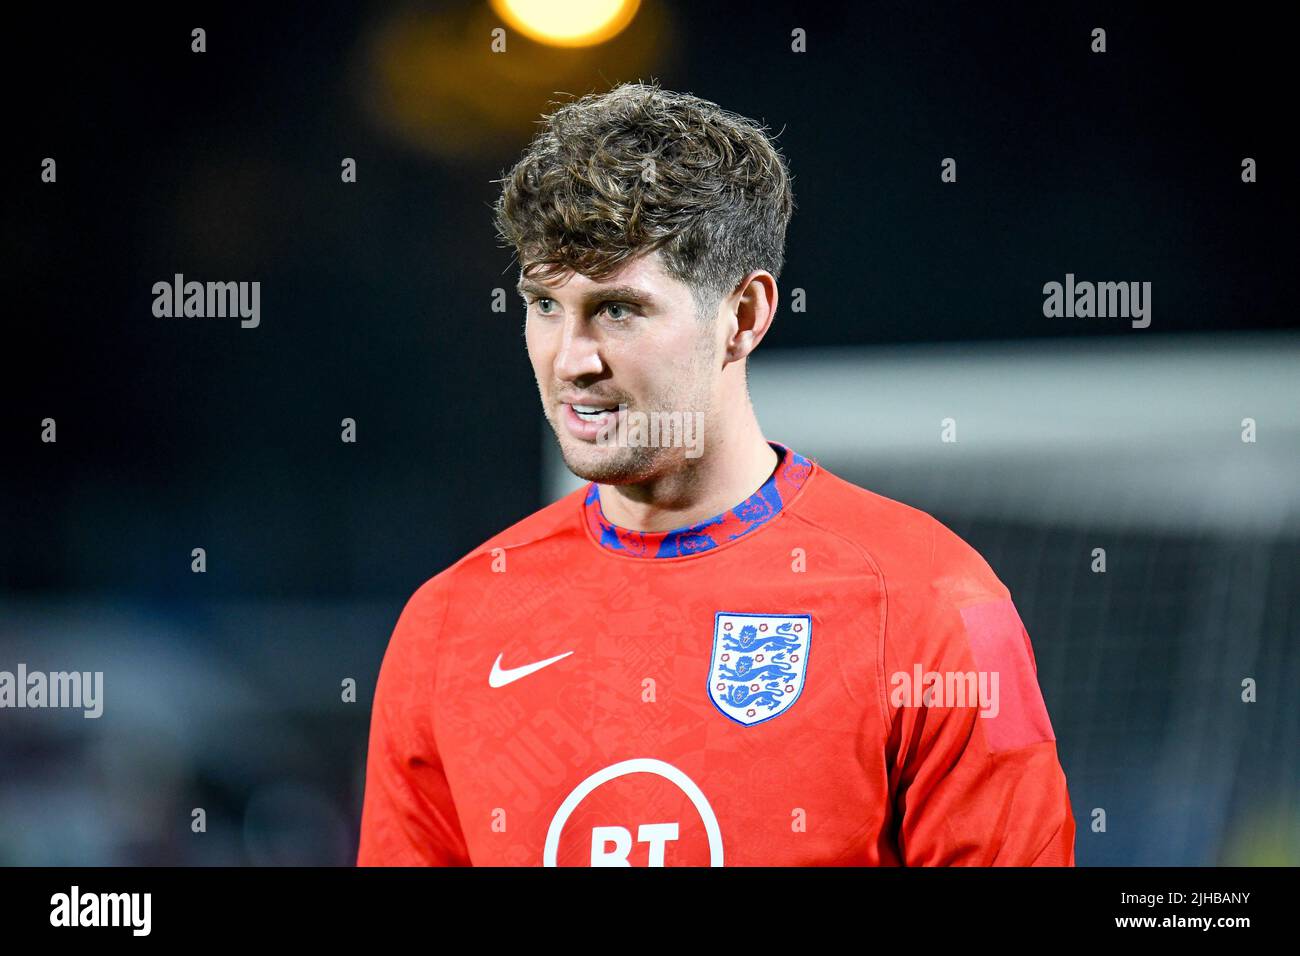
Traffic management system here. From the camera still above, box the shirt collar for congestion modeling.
[582,441,814,558]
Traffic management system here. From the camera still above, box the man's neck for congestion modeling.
[595,421,779,533]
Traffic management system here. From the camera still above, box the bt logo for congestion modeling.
[591,823,680,866]
[544,758,724,866]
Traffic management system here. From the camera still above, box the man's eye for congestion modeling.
[534,298,556,314]
[602,302,632,321]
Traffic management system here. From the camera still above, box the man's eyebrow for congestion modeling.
[516,279,659,308]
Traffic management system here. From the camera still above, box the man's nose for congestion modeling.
[554,313,604,380]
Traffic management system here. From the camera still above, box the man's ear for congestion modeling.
[726,270,778,361]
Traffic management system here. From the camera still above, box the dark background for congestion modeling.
[1,1,1295,865]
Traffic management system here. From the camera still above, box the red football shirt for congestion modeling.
[357,441,1076,866]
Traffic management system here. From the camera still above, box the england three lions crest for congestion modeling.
[709,612,811,726]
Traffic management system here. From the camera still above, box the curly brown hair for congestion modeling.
[493,81,794,315]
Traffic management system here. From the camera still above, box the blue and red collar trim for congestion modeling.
[582,441,814,558]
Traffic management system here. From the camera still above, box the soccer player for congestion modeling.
[357,82,1075,866]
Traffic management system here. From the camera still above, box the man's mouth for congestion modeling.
[569,403,620,422]
[559,400,625,441]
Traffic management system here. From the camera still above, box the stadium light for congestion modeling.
[489,0,640,47]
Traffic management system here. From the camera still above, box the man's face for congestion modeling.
[522,250,721,484]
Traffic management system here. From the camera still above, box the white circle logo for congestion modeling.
[543,758,724,866]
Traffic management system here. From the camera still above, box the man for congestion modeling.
[357,81,1075,866]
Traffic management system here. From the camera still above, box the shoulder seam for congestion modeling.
[427,577,454,775]
[785,508,893,736]
[422,576,472,859]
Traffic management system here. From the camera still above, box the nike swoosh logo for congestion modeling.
[488,650,574,688]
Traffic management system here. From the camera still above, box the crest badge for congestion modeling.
[708,612,811,726]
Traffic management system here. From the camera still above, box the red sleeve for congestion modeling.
[357,577,471,866]
[883,523,1076,866]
